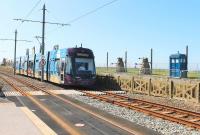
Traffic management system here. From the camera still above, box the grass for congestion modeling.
[1,66,199,79]
[96,67,200,79]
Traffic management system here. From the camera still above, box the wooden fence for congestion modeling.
[96,75,200,103]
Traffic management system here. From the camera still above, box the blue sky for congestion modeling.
[0,0,200,69]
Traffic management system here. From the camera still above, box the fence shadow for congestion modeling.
[95,75,121,91]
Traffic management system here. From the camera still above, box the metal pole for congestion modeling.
[186,45,188,68]
[125,51,127,72]
[150,48,153,74]
[14,30,17,75]
[41,4,46,81]
[26,49,29,76]
[106,52,108,71]
[186,45,188,78]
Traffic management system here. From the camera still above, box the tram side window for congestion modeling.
[66,57,72,75]
[29,61,33,69]
[51,61,54,75]
[56,59,60,75]
[35,60,39,70]
[49,60,52,75]
[61,62,64,72]
[22,62,25,68]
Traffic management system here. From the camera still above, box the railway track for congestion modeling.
[0,76,82,135]
[0,73,152,135]
[3,71,200,132]
[81,90,200,130]
[14,72,200,130]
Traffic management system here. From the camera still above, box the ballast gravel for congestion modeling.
[128,93,200,113]
[70,95,200,135]
[12,75,200,134]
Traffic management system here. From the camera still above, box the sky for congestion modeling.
[0,0,200,69]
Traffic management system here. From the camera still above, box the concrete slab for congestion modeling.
[0,102,43,135]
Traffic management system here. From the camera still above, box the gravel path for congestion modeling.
[70,95,200,135]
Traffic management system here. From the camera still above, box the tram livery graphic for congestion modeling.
[16,46,96,86]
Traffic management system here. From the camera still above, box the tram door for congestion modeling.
[60,58,65,84]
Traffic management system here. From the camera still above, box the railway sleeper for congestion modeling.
[174,114,189,118]
[140,105,153,108]
[189,118,200,122]
[150,108,163,111]
[116,99,130,102]
[160,111,175,114]
[130,103,143,106]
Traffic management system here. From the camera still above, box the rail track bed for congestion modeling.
[0,73,158,135]
[82,91,200,130]
[1,72,200,134]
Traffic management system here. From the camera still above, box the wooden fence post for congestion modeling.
[148,78,151,96]
[197,83,200,103]
[117,76,120,84]
[131,76,134,93]
[169,80,174,99]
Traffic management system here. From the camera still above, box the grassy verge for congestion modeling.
[96,67,200,79]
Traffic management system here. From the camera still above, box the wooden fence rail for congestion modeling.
[96,75,200,103]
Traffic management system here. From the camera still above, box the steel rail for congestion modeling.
[81,91,200,130]
[1,71,200,130]
[0,76,82,135]
[105,91,200,117]
[17,78,140,134]
[3,72,200,130]
[1,74,140,135]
